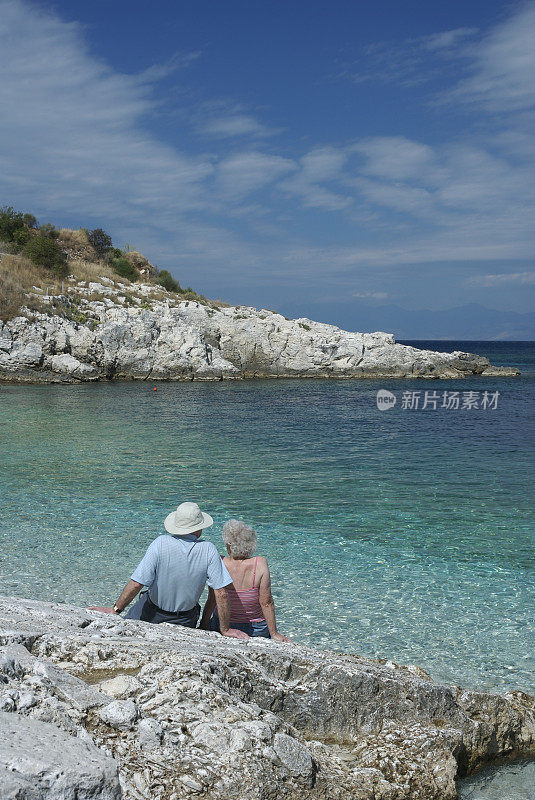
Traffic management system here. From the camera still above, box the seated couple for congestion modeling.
[90,502,291,643]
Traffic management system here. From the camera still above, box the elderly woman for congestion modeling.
[199,520,291,641]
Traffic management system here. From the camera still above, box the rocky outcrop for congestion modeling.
[0,280,519,382]
[0,595,533,800]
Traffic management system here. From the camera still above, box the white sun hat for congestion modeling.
[164,501,214,536]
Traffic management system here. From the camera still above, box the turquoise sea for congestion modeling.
[0,341,533,701]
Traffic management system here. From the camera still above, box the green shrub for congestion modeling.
[0,206,26,245]
[156,269,181,292]
[111,256,138,282]
[12,227,30,247]
[24,235,68,278]
[38,222,59,239]
[88,228,113,257]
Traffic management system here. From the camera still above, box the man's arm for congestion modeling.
[199,587,216,630]
[87,580,143,615]
[214,586,249,639]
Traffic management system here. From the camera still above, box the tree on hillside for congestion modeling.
[38,223,59,239]
[0,207,40,248]
[22,213,38,229]
[0,206,26,243]
[88,228,113,257]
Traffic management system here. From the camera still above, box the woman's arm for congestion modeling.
[258,559,292,643]
[199,587,216,630]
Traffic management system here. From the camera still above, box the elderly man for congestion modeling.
[90,502,248,639]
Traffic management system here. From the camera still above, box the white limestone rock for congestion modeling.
[0,283,519,382]
[273,733,314,779]
[50,353,97,378]
[0,710,121,799]
[137,717,163,748]
[33,659,110,711]
[99,673,141,698]
[0,595,533,800]
[99,698,140,730]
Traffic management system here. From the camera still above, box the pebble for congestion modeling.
[99,699,140,730]
[17,691,37,710]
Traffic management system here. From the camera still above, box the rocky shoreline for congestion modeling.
[0,279,519,383]
[0,595,534,799]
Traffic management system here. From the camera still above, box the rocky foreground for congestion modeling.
[0,279,519,382]
[0,597,534,800]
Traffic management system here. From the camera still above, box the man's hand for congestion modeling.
[271,632,292,643]
[221,627,249,639]
[88,581,143,618]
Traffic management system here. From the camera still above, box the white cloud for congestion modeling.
[280,147,351,210]
[343,26,478,88]
[216,152,295,200]
[300,148,347,180]
[467,272,535,287]
[422,27,478,51]
[0,0,213,224]
[281,180,351,211]
[352,137,436,180]
[280,234,535,279]
[201,114,274,138]
[192,100,281,140]
[355,178,439,221]
[341,3,535,115]
[451,3,535,112]
[344,131,535,238]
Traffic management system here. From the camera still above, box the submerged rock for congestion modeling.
[0,281,519,382]
[0,595,533,799]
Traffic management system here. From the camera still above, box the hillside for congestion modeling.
[0,206,214,324]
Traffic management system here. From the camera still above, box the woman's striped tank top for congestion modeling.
[218,557,264,623]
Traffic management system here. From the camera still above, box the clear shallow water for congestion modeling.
[0,342,533,697]
[458,759,535,800]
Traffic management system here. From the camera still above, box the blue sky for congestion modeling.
[1,0,534,335]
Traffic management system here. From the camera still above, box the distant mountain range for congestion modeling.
[282,300,535,341]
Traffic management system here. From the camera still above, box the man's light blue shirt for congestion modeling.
[131,534,231,613]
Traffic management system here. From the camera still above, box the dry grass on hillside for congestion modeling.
[1,227,217,322]
[58,227,90,246]
[0,254,60,321]
[0,251,117,322]
[72,259,117,284]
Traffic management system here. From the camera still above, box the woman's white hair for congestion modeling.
[222,519,258,559]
